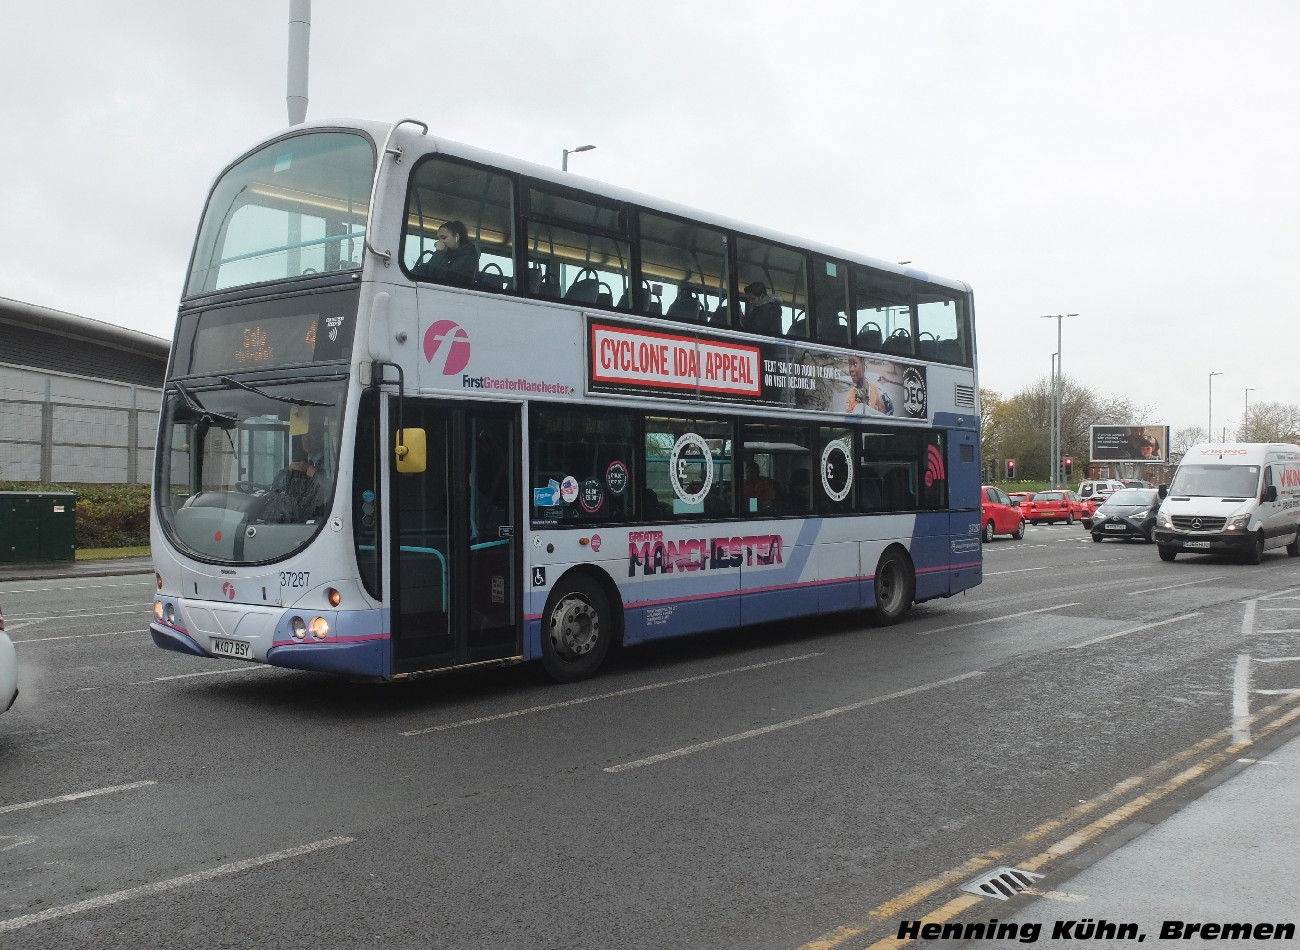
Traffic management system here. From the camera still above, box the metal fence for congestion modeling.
[0,382,160,485]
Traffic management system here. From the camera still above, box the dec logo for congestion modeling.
[423,320,472,375]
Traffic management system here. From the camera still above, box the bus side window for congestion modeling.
[401,156,516,293]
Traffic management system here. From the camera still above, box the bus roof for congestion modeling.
[234,118,973,297]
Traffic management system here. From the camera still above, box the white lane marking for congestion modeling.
[0,781,157,816]
[1233,652,1253,746]
[1,836,38,852]
[1067,612,1204,649]
[985,566,1052,576]
[136,666,276,684]
[917,604,1081,636]
[1126,575,1230,596]
[6,606,151,627]
[1254,689,1300,695]
[402,653,824,737]
[604,671,985,773]
[0,836,354,933]
[12,630,144,644]
[0,581,153,595]
[1256,657,1300,663]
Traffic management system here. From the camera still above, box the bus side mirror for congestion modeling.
[1263,485,1278,503]
[395,428,427,474]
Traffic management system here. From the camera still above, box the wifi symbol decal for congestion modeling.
[924,445,946,487]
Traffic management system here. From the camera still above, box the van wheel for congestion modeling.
[983,520,995,543]
[1245,532,1265,565]
[871,549,915,625]
[1287,527,1300,557]
[1158,546,1177,561]
[1013,519,1025,540]
[540,575,613,682]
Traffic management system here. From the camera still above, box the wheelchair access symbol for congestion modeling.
[532,567,546,587]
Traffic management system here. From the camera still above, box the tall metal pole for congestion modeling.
[1244,388,1255,440]
[1049,353,1059,487]
[1041,314,1077,488]
[287,0,311,126]
[1208,371,1222,441]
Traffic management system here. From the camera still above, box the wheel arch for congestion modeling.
[544,564,627,648]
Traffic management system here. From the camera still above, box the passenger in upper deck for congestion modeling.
[740,281,784,335]
[411,220,480,286]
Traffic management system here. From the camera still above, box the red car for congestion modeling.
[1008,491,1034,511]
[1023,490,1076,524]
[981,486,1027,541]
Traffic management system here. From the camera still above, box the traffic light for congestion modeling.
[1064,457,1074,478]
[1006,458,1016,480]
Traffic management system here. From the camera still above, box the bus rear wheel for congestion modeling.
[871,549,915,626]
[541,575,613,682]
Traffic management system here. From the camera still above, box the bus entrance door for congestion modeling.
[390,401,520,675]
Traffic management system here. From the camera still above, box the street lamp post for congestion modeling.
[1040,313,1077,488]
[561,144,596,171]
[1208,371,1222,442]
[1244,388,1256,441]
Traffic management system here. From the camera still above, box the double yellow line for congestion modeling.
[797,693,1300,950]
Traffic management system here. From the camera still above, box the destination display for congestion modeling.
[586,318,927,419]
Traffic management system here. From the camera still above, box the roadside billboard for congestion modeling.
[1090,425,1170,462]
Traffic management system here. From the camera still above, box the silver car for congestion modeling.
[0,602,16,714]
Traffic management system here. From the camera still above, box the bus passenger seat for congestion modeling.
[856,323,883,350]
[596,282,613,308]
[475,263,508,292]
[564,277,601,304]
[882,329,911,355]
[937,339,963,363]
[666,293,703,322]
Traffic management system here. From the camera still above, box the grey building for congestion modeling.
[0,297,171,484]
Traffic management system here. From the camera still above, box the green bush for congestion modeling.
[0,482,151,549]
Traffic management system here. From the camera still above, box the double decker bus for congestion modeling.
[150,118,983,683]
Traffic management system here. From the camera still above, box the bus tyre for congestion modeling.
[541,575,613,683]
[1245,531,1265,565]
[1158,545,1177,562]
[871,549,914,626]
[1287,527,1300,557]
[983,520,995,543]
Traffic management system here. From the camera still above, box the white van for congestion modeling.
[1153,443,1300,563]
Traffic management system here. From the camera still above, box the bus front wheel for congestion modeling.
[541,575,613,682]
[871,549,915,626]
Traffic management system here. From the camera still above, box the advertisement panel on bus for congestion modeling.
[586,319,929,420]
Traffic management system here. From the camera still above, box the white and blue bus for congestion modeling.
[150,118,983,682]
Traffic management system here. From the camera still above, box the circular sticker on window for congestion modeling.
[668,432,714,505]
[901,367,928,418]
[580,478,604,513]
[821,439,854,502]
[605,460,629,496]
[560,475,580,504]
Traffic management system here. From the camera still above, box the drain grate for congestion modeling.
[961,866,1044,901]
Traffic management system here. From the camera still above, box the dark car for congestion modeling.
[1090,488,1161,542]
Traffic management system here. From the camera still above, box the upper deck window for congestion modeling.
[734,236,808,339]
[524,185,631,311]
[186,132,374,297]
[637,213,730,324]
[402,157,515,292]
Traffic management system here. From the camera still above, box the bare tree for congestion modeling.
[1169,426,1207,463]
[1237,401,1300,443]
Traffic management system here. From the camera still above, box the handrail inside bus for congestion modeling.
[215,230,365,266]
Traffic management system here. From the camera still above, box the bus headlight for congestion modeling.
[291,616,307,640]
[309,617,330,640]
[327,588,342,607]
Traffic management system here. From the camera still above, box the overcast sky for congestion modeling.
[3,0,1297,437]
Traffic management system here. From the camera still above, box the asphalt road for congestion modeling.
[2,524,1299,949]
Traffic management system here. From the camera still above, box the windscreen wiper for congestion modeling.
[220,375,331,407]
[172,380,238,427]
